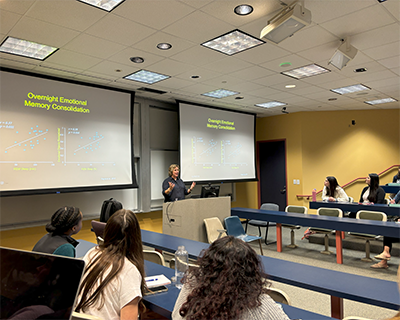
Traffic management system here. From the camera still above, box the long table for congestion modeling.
[143,260,337,320]
[141,229,400,319]
[231,207,400,265]
[382,185,400,194]
[310,201,400,217]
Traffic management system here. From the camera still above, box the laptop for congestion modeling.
[0,247,85,320]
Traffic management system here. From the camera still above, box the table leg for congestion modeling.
[335,230,343,264]
[331,296,344,319]
[276,223,282,252]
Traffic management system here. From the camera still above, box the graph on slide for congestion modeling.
[59,127,114,165]
[0,124,54,165]
[191,137,249,166]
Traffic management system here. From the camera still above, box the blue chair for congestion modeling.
[224,216,264,255]
[245,203,279,245]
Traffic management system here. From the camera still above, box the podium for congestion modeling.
[162,196,231,243]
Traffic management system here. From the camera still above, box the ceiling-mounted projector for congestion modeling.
[260,2,311,44]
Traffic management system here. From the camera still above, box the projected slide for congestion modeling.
[0,70,135,195]
[179,102,256,182]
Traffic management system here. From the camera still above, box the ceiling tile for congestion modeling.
[44,49,102,70]
[0,10,21,34]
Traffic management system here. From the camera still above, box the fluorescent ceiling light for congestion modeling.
[255,101,287,108]
[281,64,330,79]
[202,29,264,56]
[331,84,370,95]
[202,89,239,99]
[0,36,58,60]
[364,97,397,105]
[77,0,124,12]
[329,38,358,70]
[124,70,170,84]
[260,3,311,44]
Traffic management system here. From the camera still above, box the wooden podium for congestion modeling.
[162,196,231,243]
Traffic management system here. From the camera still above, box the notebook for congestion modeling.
[0,246,85,320]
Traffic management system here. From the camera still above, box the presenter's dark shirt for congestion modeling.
[162,176,189,202]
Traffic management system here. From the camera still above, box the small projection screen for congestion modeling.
[0,68,137,196]
[178,101,256,183]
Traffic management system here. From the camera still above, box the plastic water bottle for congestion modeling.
[312,188,317,202]
[175,246,188,289]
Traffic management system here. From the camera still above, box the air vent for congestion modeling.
[137,87,167,94]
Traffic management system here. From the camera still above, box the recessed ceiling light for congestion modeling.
[234,4,253,15]
[328,98,337,101]
[0,36,58,60]
[191,75,200,79]
[255,101,287,108]
[77,0,125,12]
[202,89,239,99]
[281,64,330,79]
[285,84,296,88]
[235,96,244,100]
[130,57,144,63]
[331,84,370,95]
[157,43,172,50]
[201,29,264,56]
[354,67,367,73]
[115,69,122,72]
[365,97,397,105]
[124,70,170,84]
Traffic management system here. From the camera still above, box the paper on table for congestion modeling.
[145,274,171,288]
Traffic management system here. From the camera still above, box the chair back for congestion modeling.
[204,217,227,244]
[348,196,354,202]
[285,205,308,214]
[224,216,246,237]
[356,210,387,222]
[91,220,106,243]
[143,250,166,266]
[317,207,343,218]
[260,203,279,211]
[268,288,291,305]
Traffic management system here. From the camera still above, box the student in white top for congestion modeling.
[322,176,349,202]
[75,209,146,320]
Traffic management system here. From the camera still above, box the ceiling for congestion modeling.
[1,0,399,117]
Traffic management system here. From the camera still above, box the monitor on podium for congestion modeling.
[200,184,220,198]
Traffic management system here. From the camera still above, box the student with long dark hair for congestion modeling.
[75,209,146,320]
[359,173,386,204]
[322,176,349,202]
[32,206,82,258]
[172,236,289,320]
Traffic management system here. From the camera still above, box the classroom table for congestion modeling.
[382,185,400,194]
[143,260,337,320]
[231,207,400,264]
[310,201,400,217]
[141,229,400,319]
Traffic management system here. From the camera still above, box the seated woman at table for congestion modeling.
[322,176,349,202]
[172,236,290,320]
[390,190,400,204]
[348,173,387,218]
[75,209,146,320]
[32,206,83,258]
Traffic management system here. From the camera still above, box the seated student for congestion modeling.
[322,176,349,202]
[390,190,400,204]
[393,167,400,184]
[32,206,83,258]
[371,236,400,269]
[348,173,387,219]
[75,209,146,320]
[172,236,290,320]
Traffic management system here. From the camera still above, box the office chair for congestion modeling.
[224,216,264,255]
[204,217,227,244]
[246,203,279,245]
[143,249,166,266]
[91,220,106,244]
[268,287,291,305]
[349,210,387,261]
[282,205,308,248]
[310,207,343,255]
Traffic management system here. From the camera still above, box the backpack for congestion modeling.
[100,198,123,222]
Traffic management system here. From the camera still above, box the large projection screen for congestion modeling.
[0,69,137,196]
[179,101,256,183]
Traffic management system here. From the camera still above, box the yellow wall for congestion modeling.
[233,109,400,211]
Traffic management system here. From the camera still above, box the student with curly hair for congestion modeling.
[32,206,83,257]
[172,236,289,320]
[75,209,146,320]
